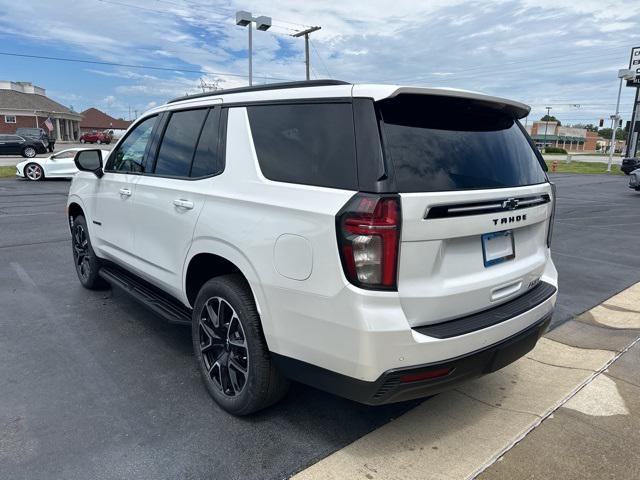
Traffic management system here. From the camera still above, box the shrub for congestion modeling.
[544,147,567,154]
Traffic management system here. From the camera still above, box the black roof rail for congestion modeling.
[167,79,351,104]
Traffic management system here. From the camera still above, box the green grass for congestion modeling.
[545,160,624,175]
[0,166,16,178]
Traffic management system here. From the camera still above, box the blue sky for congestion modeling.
[0,0,639,126]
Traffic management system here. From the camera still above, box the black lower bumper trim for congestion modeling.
[412,281,556,339]
[272,313,551,406]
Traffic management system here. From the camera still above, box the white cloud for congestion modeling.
[0,0,639,124]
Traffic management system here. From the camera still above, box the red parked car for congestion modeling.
[79,131,112,144]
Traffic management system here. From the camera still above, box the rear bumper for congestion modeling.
[273,313,551,405]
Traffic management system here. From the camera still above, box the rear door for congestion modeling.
[0,135,20,154]
[131,104,223,297]
[376,94,552,326]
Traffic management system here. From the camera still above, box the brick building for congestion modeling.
[0,81,82,140]
[79,107,131,138]
[526,121,599,152]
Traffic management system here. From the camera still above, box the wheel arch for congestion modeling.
[67,201,84,220]
[66,196,89,235]
[183,240,270,330]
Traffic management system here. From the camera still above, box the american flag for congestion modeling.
[44,117,54,132]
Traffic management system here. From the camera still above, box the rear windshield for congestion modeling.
[377,95,547,192]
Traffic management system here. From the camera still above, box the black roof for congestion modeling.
[168,79,350,104]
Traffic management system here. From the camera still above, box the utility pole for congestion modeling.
[236,11,272,86]
[608,69,635,171]
[292,26,321,80]
[543,106,551,153]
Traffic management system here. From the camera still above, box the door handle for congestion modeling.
[173,199,194,210]
[119,188,132,197]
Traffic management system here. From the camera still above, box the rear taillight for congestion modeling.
[336,193,401,290]
[547,183,556,248]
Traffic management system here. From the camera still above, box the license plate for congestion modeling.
[482,230,515,267]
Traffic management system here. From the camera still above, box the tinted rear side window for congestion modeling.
[190,108,222,177]
[154,109,208,177]
[247,103,357,190]
[378,95,547,192]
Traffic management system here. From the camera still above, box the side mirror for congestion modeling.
[74,149,104,178]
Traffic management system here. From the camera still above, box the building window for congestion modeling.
[4,115,16,124]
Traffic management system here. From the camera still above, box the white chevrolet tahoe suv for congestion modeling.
[67,80,558,415]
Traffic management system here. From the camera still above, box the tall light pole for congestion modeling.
[291,26,321,80]
[608,69,635,171]
[236,11,272,86]
[543,106,551,152]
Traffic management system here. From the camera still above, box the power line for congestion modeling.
[0,51,292,81]
[310,39,332,78]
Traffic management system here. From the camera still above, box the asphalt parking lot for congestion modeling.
[1,173,639,479]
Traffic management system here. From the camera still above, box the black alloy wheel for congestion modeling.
[72,222,91,283]
[70,215,106,289]
[198,296,249,397]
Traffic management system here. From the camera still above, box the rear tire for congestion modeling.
[22,147,37,158]
[192,275,289,415]
[71,215,107,290]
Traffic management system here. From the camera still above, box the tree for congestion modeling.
[570,123,598,132]
[540,114,561,126]
[598,127,626,141]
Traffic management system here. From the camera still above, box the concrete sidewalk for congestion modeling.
[293,284,640,480]
[481,288,640,480]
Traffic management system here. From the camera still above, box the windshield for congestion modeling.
[377,94,547,192]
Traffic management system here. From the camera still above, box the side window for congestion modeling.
[107,116,157,173]
[190,108,222,178]
[54,151,77,159]
[246,103,358,190]
[154,109,208,177]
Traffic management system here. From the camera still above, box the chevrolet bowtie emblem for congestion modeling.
[502,198,519,210]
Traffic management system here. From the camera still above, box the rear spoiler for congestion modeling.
[352,85,531,120]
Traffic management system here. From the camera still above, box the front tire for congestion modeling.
[71,215,106,289]
[192,275,289,415]
[24,163,44,181]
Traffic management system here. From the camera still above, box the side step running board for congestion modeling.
[99,266,192,326]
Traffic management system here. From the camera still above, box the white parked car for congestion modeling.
[629,168,640,190]
[16,148,111,181]
[67,80,558,415]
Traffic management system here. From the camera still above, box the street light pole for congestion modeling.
[248,21,252,86]
[236,11,272,86]
[608,69,635,171]
[292,26,321,80]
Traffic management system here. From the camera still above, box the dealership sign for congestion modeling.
[628,46,640,86]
